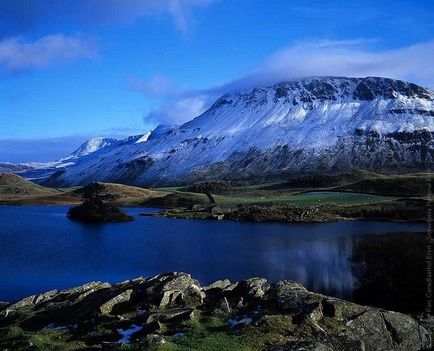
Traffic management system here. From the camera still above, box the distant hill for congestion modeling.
[337,173,434,197]
[73,182,162,206]
[0,173,59,196]
[0,174,161,206]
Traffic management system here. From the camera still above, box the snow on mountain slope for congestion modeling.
[62,137,118,160]
[13,133,151,180]
[37,77,434,186]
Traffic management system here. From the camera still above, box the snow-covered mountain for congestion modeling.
[62,137,118,160]
[12,133,151,181]
[20,77,434,186]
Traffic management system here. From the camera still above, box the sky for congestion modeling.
[0,0,433,162]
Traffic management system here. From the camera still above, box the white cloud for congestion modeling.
[137,39,434,126]
[0,34,98,75]
[260,40,434,87]
[128,74,182,98]
[146,95,209,125]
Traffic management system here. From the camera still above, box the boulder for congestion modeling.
[160,273,199,293]
[321,297,367,320]
[57,281,111,302]
[147,334,166,345]
[269,340,332,351]
[99,289,133,315]
[274,280,313,314]
[149,273,201,308]
[158,290,182,308]
[243,278,270,298]
[203,279,232,291]
[180,284,206,307]
[218,297,231,313]
[0,290,58,317]
[146,308,194,324]
[345,309,431,351]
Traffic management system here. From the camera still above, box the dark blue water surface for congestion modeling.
[0,206,425,302]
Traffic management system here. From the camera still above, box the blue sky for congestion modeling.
[1,0,434,162]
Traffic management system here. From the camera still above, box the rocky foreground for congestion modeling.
[0,273,432,351]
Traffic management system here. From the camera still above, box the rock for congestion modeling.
[147,334,166,345]
[0,290,58,317]
[1,296,36,317]
[160,273,199,292]
[58,281,111,302]
[345,309,431,351]
[191,204,204,211]
[211,206,224,215]
[0,272,431,351]
[159,290,182,308]
[317,333,365,351]
[381,311,431,350]
[152,273,201,308]
[243,277,270,298]
[99,289,133,315]
[146,308,194,324]
[274,280,312,314]
[269,340,332,351]
[321,297,367,321]
[181,284,206,307]
[223,282,239,292]
[219,297,231,313]
[33,290,58,305]
[203,279,232,291]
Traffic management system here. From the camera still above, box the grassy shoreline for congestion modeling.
[0,172,431,223]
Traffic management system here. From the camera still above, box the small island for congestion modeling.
[67,182,133,223]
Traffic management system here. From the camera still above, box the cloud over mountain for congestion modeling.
[135,39,434,125]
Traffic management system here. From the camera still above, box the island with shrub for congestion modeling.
[67,182,133,223]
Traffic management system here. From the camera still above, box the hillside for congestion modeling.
[0,174,162,206]
[0,173,59,196]
[73,182,163,206]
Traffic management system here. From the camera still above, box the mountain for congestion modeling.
[62,137,118,160]
[12,132,152,181]
[23,77,434,186]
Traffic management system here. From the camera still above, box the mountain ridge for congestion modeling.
[10,76,434,186]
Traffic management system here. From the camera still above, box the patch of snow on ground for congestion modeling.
[117,324,143,344]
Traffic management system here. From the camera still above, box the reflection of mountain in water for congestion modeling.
[260,233,356,299]
[350,232,426,314]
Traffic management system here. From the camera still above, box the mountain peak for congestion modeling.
[209,76,433,109]
[66,137,118,159]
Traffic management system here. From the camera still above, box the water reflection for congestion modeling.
[350,232,426,314]
[0,205,425,310]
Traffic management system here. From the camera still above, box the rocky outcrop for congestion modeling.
[0,273,431,350]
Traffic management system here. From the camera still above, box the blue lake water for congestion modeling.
[0,205,425,302]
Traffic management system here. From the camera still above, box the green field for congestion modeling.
[212,191,394,207]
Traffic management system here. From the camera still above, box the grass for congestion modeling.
[118,315,287,351]
[1,326,87,351]
[213,191,395,207]
[1,171,429,209]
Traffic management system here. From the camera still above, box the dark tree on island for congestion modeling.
[67,182,133,223]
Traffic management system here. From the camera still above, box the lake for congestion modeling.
[0,205,425,306]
